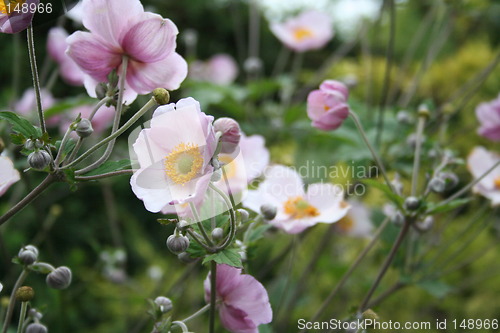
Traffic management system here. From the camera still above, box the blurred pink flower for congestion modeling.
[14,89,60,126]
[307,80,350,131]
[475,95,500,141]
[0,155,20,196]
[204,264,272,333]
[0,0,39,34]
[59,104,115,136]
[336,200,373,239]
[130,97,216,214]
[270,10,334,52]
[189,54,238,85]
[67,0,187,104]
[467,147,500,206]
[243,165,349,234]
[47,27,85,86]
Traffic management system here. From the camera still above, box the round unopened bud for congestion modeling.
[415,216,434,232]
[46,266,72,290]
[95,82,107,100]
[26,323,47,333]
[391,211,405,226]
[418,103,430,118]
[396,110,412,124]
[28,308,43,320]
[429,177,446,193]
[237,209,250,223]
[439,172,459,191]
[177,252,196,264]
[260,204,277,220]
[211,169,222,182]
[213,117,241,154]
[362,309,379,321]
[154,296,173,313]
[166,234,190,254]
[153,88,170,105]
[211,228,224,241]
[76,119,94,138]
[18,245,39,265]
[243,57,263,74]
[28,150,52,170]
[24,139,35,150]
[15,286,34,302]
[404,196,420,211]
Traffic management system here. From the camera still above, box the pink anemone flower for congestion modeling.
[130,97,216,215]
[66,0,187,104]
[270,10,334,52]
[0,155,20,196]
[243,165,350,234]
[475,94,500,141]
[307,80,350,131]
[204,264,272,333]
[467,146,500,206]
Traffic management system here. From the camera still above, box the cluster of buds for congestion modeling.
[24,140,52,170]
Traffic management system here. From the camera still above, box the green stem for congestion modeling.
[54,126,73,166]
[185,229,213,252]
[2,269,29,333]
[209,261,217,333]
[66,98,157,170]
[75,169,133,181]
[349,110,396,194]
[303,217,390,329]
[411,116,426,196]
[180,304,211,323]
[16,302,28,333]
[358,219,411,312]
[190,203,214,247]
[208,183,236,251]
[26,25,46,133]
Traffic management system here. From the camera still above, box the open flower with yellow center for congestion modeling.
[130,97,216,216]
[243,165,350,234]
[336,200,373,239]
[0,0,38,34]
[467,147,500,206]
[270,10,334,52]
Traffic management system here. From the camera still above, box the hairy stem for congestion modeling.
[26,25,46,133]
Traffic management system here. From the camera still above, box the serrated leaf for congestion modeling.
[186,239,205,258]
[417,280,453,298]
[362,178,404,209]
[426,198,471,214]
[0,111,41,138]
[203,248,242,268]
[10,133,25,145]
[81,159,131,177]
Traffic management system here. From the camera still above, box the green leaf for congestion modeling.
[246,224,272,243]
[186,239,205,258]
[426,198,471,214]
[362,179,404,209]
[55,139,76,161]
[81,159,131,176]
[0,111,41,138]
[203,248,242,268]
[417,280,453,298]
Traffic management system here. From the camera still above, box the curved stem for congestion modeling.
[190,203,214,247]
[2,269,29,333]
[303,217,390,329]
[185,229,212,252]
[180,304,210,324]
[66,98,157,170]
[358,220,411,312]
[349,110,396,194]
[55,126,73,166]
[26,25,46,133]
[0,175,56,227]
[208,183,236,251]
[209,261,217,333]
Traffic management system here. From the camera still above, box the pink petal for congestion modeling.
[122,14,178,63]
[126,52,188,94]
[47,27,68,62]
[67,31,121,82]
[0,156,20,196]
[81,0,144,47]
[240,134,269,182]
[219,305,258,333]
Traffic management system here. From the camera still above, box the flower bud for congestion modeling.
[177,220,189,230]
[404,196,420,211]
[166,235,190,254]
[243,57,263,74]
[396,110,412,124]
[26,323,48,333]
[95,83,107,100]
[76,119,94,138]
[177,252,196,264]
[214,118,241,154]
[154,296,173,313]
[414,216,434,232]
[439,172,459,191]
[236,209,250,223]
[362,309,379,321]
[18,245,39,265]
[24,139,35,150]
[46,266,72,290]
[418,103,430,118]
[260,204,277,220]
[153,88,170,105]
[28,150,52,170]
[429,177,446,193]
[15,286,34,302]
[28,308,43,320]
[211,228,224,241]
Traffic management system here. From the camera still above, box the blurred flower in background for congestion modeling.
[475,94,500,141]
[467,146,500,206]
[335,200,373,238]
[0,155,20,196]
[0,0,39,34]
[47,27,85,86]
[58,104,115,137]
[189,54,239,85]
[14,89,60,126]
[307,80,350,131]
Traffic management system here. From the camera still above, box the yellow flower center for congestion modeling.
[164,142,203,185]
[494,177,500,189]
[293,27,314,41]
[219,154,237,180]
[336,201,353,232]
[0,0,25,15]
[283,196,320,219]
